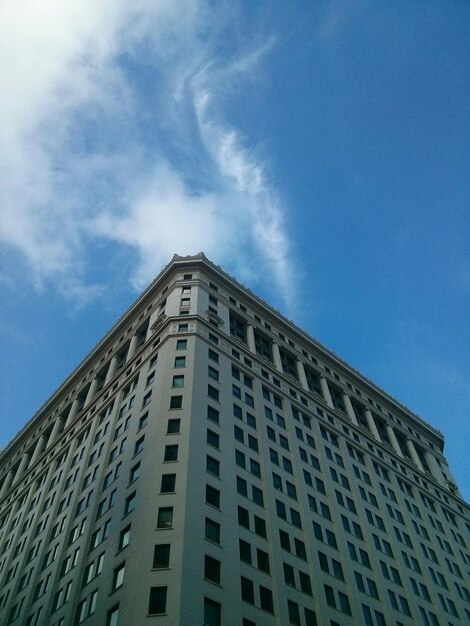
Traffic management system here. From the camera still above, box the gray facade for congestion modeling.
[0,253,469,626]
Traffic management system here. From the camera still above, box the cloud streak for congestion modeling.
[0,0,294,306]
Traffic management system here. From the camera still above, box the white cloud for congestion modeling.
[0,0,294,305]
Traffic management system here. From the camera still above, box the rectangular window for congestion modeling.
[208,385,219,401]
[176,339,187,349]
[157,507,173,529]
[174,356,186,368]
[170,395,182,409]
[167,418,180,434]
[129,462,140,483]
[205,518,220,544]
[208,366,219,381]
[153,544,170,569]
[112,563,125,590]
[207,406,219,424]
[172,375,184,387]
[259,586,274,613]
[206,485,220,508]
[142,392,152,407]
[204,597,221,626]
[160,474,176,493]
[241,577,255,604]
[207,456,220,477]
[164,445,178,462]
[134,436,145,455]
[204,555,221,584]
[119,526,131,550]
[207,429,219,448]
[124,492,136,515]
[148,586,167,615]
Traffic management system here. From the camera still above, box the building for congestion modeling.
[0,252,469,626]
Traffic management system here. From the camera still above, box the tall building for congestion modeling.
[0,253,469,626]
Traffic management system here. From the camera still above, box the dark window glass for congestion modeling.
[164,445,178,462]
[205,518,220,544]
[206,484,220,508]
[241,577,255,604]
[148,586,167,614]
[153,544,170,569]
[160,474,176,493]
[204,597,221,626]
[206,456,220,477]
[204,555,221,584]
[170,395,182,409]
[167,419,180,434]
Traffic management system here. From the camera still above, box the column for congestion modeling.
[272,342,283,374]
[296,360,309,392]
[49,415,66,444]
[424,451,444,483]
[104,354,119,385]
[29,434,48,465]
[385,424,404,457]
[126,334,139,362]
[320,375,334,409]
[405,439,424,472]
[0,470,15,499]
[364,409,381,442]
[83,377,99,408]
[14,452,31,483]
[342,393,359,425]
[64,397,81,428]
[246,324,256,354]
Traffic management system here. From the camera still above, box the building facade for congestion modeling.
[0,253,469,626]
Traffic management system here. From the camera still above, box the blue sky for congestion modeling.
[1,1,469,502]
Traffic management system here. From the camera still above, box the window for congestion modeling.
[288,600,301,625]
[206,455,220,477]
[205,518,220,544]
[178,324,188,333]
[239,539,252,564]
[172,375,184,387]
[157,507,173,529]
[138,412,148,430]
[119,525,131,550]
[170,395,182,409]
[134,436,144,455]
[206,485,220,508]
[208,349,219,363]
[112,563,125,590]
[129,463,140,483]
[148,586,167,615]
[107,606,119,626]
[208,366,219,381]
[259,586,274,613]
[241,577,255,604]
[142,391,152,407]
[204,597,221,626]
[176,339,187,349]
[167,418,181,434]
[124,492,136,515]
[207,429,219,448]
[160,474,176,493]
[208,385,219,401]
[174,356,186,368]
[207,406,219,424]
[164,445,178,462]
[204,555,221,584]
[153,544,170,569]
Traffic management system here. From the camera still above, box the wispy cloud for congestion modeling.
[0,0,294,306]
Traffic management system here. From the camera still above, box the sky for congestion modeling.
[0,1,469,502]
